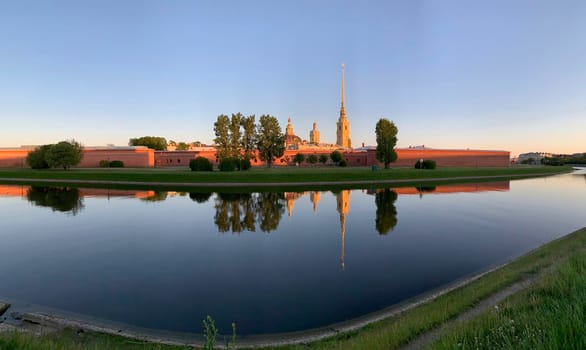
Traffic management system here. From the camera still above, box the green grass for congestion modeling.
[428,237,586,349]
[2,228,584,350]
[0,166,571,186]
[0,329,185,350]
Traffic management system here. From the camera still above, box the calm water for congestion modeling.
[1,171,585,335]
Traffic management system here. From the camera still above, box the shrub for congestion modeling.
[293,153,305,164]
[415,159,437,169]
[190,157,213,171]
[307,154,318,164]
[218,157,239,172]
[330,150,342,164]
[339,159,348,167]
[109,160,124,168]
[319,154,328,164]
[239,158,251,171]
[99,160,110,168]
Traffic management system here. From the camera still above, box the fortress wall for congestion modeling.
[0,147,510,169]
[392,149,510,167]
[0,149,29,168]
[79,148,154,168]
[0,148,154,168]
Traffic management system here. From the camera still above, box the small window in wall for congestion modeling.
[178,159,181,163]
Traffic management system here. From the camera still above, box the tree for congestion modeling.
[176,142,189,150]
[330,150,342,164]
[240,115,256,161]
[26,145,52,169]
[319,154,328,165]
[294,153,305,164]
[192,141,203,147]
[45,140,83,170]
[307,154,318,164]
[375,118,398,169]
[229,113,243,158]
[129,136,167,150]
[214,114,231,159]
[256,114,285,168]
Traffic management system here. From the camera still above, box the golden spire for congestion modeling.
[340,63,346,117]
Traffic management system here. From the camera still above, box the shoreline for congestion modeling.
[0,171,569,189]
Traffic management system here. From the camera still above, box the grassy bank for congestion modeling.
[1,227,585,350]
[0,166,571,186]
[428,237,586,349]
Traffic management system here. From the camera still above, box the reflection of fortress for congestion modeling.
[0,185,156,199]
[2,181,510,268]
[0,65,510,168]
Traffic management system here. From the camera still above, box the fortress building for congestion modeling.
[309,121,320,144]
[336,63,351,148]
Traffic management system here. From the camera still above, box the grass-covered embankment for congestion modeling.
[428,238,586,349]
[2,227,585,350]
[0,166,571,187]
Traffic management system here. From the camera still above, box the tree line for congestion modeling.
[130,115,399,170]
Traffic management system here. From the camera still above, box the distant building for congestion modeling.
[517,152,554,164]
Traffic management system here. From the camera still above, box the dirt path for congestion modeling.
[398,276,537,350]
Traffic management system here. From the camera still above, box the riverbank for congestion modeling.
[1,227,585,349]
[0,166,571,190]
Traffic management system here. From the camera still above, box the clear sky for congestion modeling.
[1,0,585,156]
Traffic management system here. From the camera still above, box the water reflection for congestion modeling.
[189,192,213,203]
[26,186,84,215]
[374,189,398,235]
[214,192,286,233]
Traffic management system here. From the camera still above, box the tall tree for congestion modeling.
[229,113,243,158]
[45,140,83,170]
[256,115,285,168]
[214,114,231,159]
[375,118,398,169]
[129,136,167,151]
[240,115,256,161]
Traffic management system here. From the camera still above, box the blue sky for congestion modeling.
[1,0,585,156]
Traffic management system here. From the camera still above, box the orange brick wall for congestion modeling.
[80,149,154,168]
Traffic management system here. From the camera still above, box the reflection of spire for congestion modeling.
[336,190,350,270]
[284,192,304,217]
[310,191,321,212]
[287,197,294,217]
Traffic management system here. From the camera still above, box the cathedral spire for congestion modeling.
[340,63,346,117]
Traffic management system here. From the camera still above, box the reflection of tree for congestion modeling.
[255,192,285,233]
[26,186,84,215]
[189,192,213,203]
[140,191,168,202]
[375,189,398,235]
[213,192,285,233]
[214,193,255,233]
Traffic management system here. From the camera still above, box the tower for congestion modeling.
[336,63,351,148]
[309,121,320,144]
